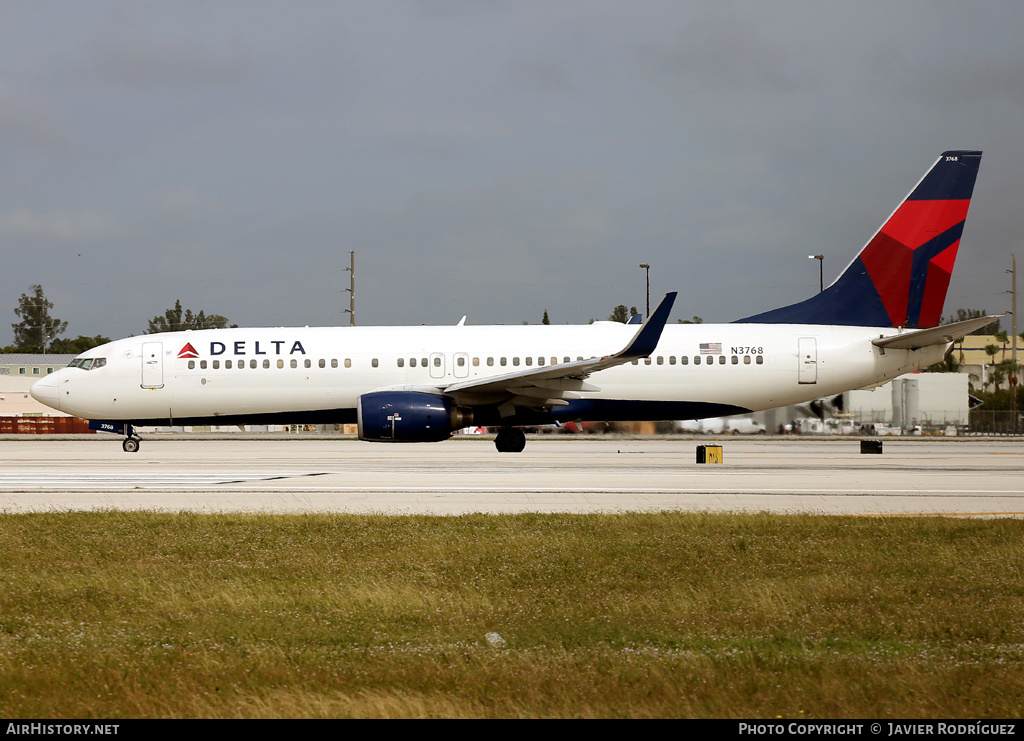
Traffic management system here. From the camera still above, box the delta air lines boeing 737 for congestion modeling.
[31,150,991,453]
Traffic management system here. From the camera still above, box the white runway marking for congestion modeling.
[0,472,326,486]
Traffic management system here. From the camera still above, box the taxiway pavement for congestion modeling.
[1,435,1022,516]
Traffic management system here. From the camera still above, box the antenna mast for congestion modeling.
[344,251,355,326]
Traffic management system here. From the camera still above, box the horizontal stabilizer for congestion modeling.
[871,315,1001,350]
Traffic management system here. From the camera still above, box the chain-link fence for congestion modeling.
[830,409,1024,435]
[966,409,1023,435]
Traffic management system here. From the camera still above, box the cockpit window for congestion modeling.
[68,358,106,370]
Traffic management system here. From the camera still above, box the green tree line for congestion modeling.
[3,284,234,354]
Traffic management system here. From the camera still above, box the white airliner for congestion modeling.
[31,150,991,453]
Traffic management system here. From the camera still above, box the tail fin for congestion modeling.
[737,150,982,328]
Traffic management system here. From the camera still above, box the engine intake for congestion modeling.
[357,391,473,443]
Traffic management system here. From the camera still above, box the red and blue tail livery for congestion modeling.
[738,150,982,328]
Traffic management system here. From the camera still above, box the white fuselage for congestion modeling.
[30,321,946,426]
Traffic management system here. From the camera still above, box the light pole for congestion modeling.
[343,251,355,327]
[1008,255,1018,431]
[639,263,650,319]
[809,255,823,293]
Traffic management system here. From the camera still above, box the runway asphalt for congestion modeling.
[1,434,1022,516]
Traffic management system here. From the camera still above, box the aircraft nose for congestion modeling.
[30,374,60,411]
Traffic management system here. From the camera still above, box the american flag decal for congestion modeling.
[699,342,722,354]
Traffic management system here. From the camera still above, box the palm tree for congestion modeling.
[984,344,1000,392]
[996,331,1009,362]
[992,364,1007,393]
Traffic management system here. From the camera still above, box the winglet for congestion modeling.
[613,292,677,361]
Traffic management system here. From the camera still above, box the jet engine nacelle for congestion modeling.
[356,391,473,443]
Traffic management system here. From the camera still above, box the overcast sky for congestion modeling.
[3,0,1023,342]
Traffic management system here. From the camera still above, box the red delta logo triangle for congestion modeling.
[178,343,199,359]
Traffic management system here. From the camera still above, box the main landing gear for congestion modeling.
[493,427,526,453]
[122,424,141,453]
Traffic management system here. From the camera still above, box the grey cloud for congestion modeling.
[92,37,254,89]
[0,208,129,243]
[0,86,74,158]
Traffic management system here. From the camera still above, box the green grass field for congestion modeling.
[1,511,1022,718]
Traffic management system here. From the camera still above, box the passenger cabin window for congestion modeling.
[319,359,326,368]
[397,358,405,368]
[331,359,338,368]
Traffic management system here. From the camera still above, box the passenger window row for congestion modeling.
[398,356,582,368]
[186,353,764,372]
[631,355,765,366]
[187,358,357,370]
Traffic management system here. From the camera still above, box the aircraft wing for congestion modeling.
[443,292,677,407]
[871,315,1002,351]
